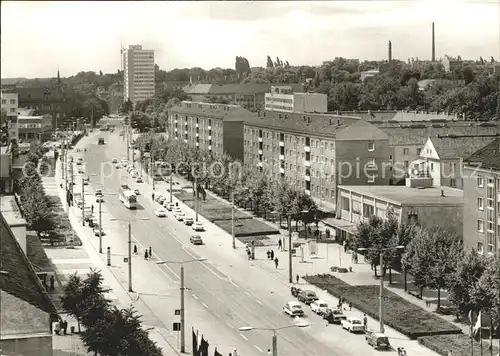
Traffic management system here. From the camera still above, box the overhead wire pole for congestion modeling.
[195,177,199,222]
[98,198,103,253]
[231,190,235,249]
[81,176,85,226]
[128,222,132,292]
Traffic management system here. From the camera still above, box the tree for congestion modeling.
[235,56,251,78]
[402,227,433,298]
[462,66,474,84]
[60,274,84,332]
[473,255,500,328]
[447,248,487,317]
[121,99,134,114]
[266,55,274,68]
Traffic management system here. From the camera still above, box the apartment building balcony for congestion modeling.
[304,146,310,153]
[258,137,262,142]
[174,128,178,132]
[208,126,211,130]
[305,175,310,181]
[304,160,311,167]
[184,131,188,135]
[196,133,199,137]
[305,189,311,196]
[174,120,178,124]
[196,123,199,128]
[208,145,212,150]
[257,162,263,167]
[280,167,285,174]
[279,141,284,147]
[184,139,188,144]
[258,149,262,155]
[208,136,212,140]
[279,154,284,161]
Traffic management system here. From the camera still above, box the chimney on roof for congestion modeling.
[432,22,436,62]
[441,189,445,197]
[388,41,392,63]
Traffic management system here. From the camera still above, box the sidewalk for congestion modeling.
[47,142,180,355]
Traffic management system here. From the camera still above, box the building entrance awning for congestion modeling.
[321,217,357,234]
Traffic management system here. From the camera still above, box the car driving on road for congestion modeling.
[165,202,175,211]
[190,235,203,245]
[341,316,365,333]
[283,301,305,317]
[192,222,205,231]
[155,208,167,217]
[183,217,194,226]
[174,212,185,221]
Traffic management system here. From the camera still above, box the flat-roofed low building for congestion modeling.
[333,185,463,242]
[462,138,500,255]
[0,194,27,251]
[18,114,53,142]
[264,85,326,113]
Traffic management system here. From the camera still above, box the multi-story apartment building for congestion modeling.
[18,114,53,142]
[410,135,497,189]
[441,55,463,72]
[1,92,19,145]
[264,85,326,113]
[462,138,500,254]
[123,45,155,103]
[243,110,391,212]
[166,101,253,161]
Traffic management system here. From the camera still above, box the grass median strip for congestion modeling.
[418,334,499,356]
[304,274,462,339]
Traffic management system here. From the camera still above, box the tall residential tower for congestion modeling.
[122,45,155,104]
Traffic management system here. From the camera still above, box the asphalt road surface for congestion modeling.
[77,129,391,356]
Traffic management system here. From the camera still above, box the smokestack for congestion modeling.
[388,41,392,63]
[432,22,435,62]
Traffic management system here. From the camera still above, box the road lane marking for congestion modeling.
[192,294,198,300]
[245,292,251,297]
[254,345,263,353]
[202,302,209,309]
[256,299,263,305]
[225,321,233,329]
[239,333,248,341]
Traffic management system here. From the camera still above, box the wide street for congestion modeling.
[75,127,397,356]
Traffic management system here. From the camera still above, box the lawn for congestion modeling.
[304,274,462,339]
[46,195,81,246]
[214,218,279,238]
[174,191,252,221]
[418,335,499,356]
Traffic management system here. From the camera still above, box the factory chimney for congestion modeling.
[432,22,436,62]
[388,41,392,63]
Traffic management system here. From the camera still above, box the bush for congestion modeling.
[418,334,498,356]
[214,218,279,237]
[304,274,462,339]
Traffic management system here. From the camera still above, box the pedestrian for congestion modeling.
[274,257,279,269]
[63,320,68,335]
[54,320,61,335]
[133,244,138,255]
[270,249,274,261]
[175,202,178,207]
[91,204,94,214]
[363,313,368,330]
[278,239,282,251]
[144,249,149,259]
[149,246,152,257]
[49,275,55,292]
[266,250,270,260]
[296,274,299,284]
[349,301,352,311]
[152,192,155,201]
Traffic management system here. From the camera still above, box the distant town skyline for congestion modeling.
[1,0,499,78]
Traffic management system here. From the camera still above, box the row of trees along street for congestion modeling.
[351,211,500,328]
[15,144,55,237]
[134,133,320,232]
[60,270,162,356]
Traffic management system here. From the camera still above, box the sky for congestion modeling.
[1,0,499,78]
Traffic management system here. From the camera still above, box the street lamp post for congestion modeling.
[156,258,207,354]
[357,245,404,333]
[98,198,102,253]
[109,217,149,292]
[231,190,235,249]
[239,322,309,356]
[195,177,199,222]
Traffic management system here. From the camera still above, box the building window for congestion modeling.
[341,196,350,211]
[477,197,484,210]
[430,163,434,172]
[450,178,456,188]
[477,219,484,232]
[477,242,484,254]
[403,148,409,155]
[368,141,375,151]
[417,148,422,155]
[477,176,484,187]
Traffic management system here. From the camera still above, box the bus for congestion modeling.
[119,185,137,209]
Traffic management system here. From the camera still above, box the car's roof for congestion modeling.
[347,316,361,321]
[314,300,327,304]
[373,333,387,337]
[287,301,302,306]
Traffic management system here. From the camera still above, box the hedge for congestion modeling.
[214,218,279,238]
[304,274,462,339]
[418,334,499,356]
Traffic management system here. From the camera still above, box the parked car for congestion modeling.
[192,222,205,231]
[310,300,329,315]
[76,199,84,209]
[95,195,104,203]
[95,188,102,195]
[323,308,347,324]
[134,188,140,195]
[365,330,390,350]
[184,217,194,226]
[190,235,203,245]
[165,202,175,211]
[297,290,319,305]
[155,208,167,217]
[174,212,185,221]
[341,317,365,333]
[112,158,118,163]
[290,286,303,297]
[115,164,120,169]
[136,177,143,183]
[283,301,305,317]
[76,157,83,165]
[93,225,105,236]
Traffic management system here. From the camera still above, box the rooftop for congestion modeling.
[169,101,252,119]
[430,135,498,159]
[339,185,463,206]
[0,213,57,334]
[464,138,500,171]
[0,195,27,227]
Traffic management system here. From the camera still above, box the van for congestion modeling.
[98,138,105,145]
